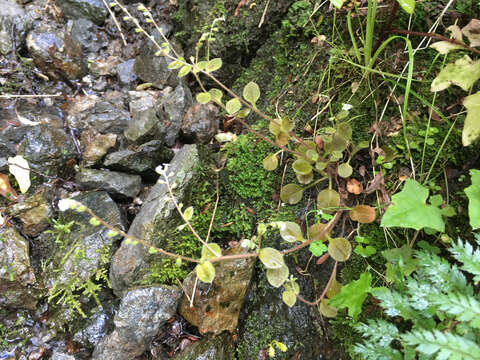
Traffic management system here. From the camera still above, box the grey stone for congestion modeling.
[110,145,199,295]
[0,0,31,55]
[116,59,137,86]
[172,333,236,360]
[75,168,142,198]
[92,286,181,360]
[51,352,76,360]
[56,0,108,25]
[73,306,114,348]
[181,103,219,144]
[80,130,117,167]
[66,18,107,53]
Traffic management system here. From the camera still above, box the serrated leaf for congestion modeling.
[183,206,194,221]
[259,247,285,269]
[201,243,222,260]
[396,0,415,14]
[319,299,337,317]
[328,237,352,262]
[329,272,372,320]
[282,290,297,307]
[266,264,289,288]
[462,19,480,47]
[243,81,260,106]
[465,169,480,229]
[292,159,312,175]
[208,88,223,103]
[196,261,215,283]
[349,205,376,224]
[317,189,340,210]
[280,184,304,204]
[206,58,222,72]
[225,98,241,115]
[309,240,327,256]
[263,154,278,171]
[196,92,211,104]
[338,163,353,178]
[431,55,480,92]
[279,221,304,243]
[178,65,192,77]
[381,179,444,232]
[462,91,480,146]
[8,155,30,194]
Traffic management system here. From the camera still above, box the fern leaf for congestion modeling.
[449,237,480,283]
[402,330,480,360]
[353,342,403,360]
[431,292,480,329]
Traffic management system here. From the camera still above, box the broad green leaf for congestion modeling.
[266,264,289,288]
[462,19,480,47]
[196,60,208,71]
[329,272,371,320]
[324,133,348,153]
[319,299,337,317]
[196,92,211,104]
[431,56,480,92]
[381,179,444,232]
[338,163,353,178]
[328,237,352,262]
[178,65,192,77]
[465,169,480,229]
[337,123,352,140]
[201,243,222,260]
[306,149,318,162]
[354,245,377,257]
[206,58,222,72]
[263,154,278,171]
[309,240,327,256]
[292,159,312,175]
[462,91,480,146]
[330,0,345,9]
[317,189,340,210]
[259,247,285,269]
[8,155,30,193]
[183,206,194,221]
[243,81,260,106]
[196,261,215,283]
[282,290,297,307]
[296,172,313,185]
[279,222,304,243]
[208,88,223,103]
[225,98,241,115]
[280,184,304,204]
[382,245,419,282]
[349,205,376,224]
[397,0,415,14]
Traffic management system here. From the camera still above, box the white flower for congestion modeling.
[155,163,170,175]
[342,103,353,111]
[58,198,78,212]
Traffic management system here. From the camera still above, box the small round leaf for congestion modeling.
[201,243,222,260]
[317,189,340,210]
[263,154,278,171]
[209,88,223,103]
[259,247,285,269]
[196,261,215,283]
[177,65,192,77]
[280,184,304,204]
[279,221,304,243]
[319,299,337,317]
[292,159,312,175]
[328,237,352,262]
[338,163,353,178]
[243,81,260,106]
[296,172,314,185]
[196,92,211,104]
[226,98,241,115]
[349,205,376,223]
[266,264,289,288]
[282,290,297,307]
[337,123,352,140]
[206,58,222,72]
[183,206,194,221]
[326,278,342,299]
[308,223,330,242]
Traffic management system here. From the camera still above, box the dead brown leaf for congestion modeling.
[346,178,363,195]
[0,173,18,200]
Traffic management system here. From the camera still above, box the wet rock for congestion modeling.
[172,332,236,360]
[116,59,137,87]
[0,0,32,55]
[158,84,193,146]
[26,25,88,80]
[103,140,173,178]
[66,18,107,53]
[73,305,115,348]
[179,243,255,334]
[0,135,16,171]
[181,103,219,144]
[51,352,76,360]
[66,91,131,135]
[56,0,108,25]
[75,168,142,198]
[124,90,165,144]
[18,125,77,177]
[0,226,36,309]
[90,56,121,76]
[80,129,117,167]
[6,188,53,237]
[110,145,199,295]
[92,286,181,360]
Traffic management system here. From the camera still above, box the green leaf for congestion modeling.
[338,163,353,178]
[279,221,304,243]
[396,0,415,14]
[206,58,222,72]
[380,179,444,232]
[329,272,372,320]
[266,264,289,288]
[243,81,260,107]
[178,65,192,78]
[196,92,211,104]
[148,247,158,254]
[328,237,352,262]
[337,123,352,140]
[208,88,223,104]
[308,223,330,242]
[462,91,480,146]
[225,98,241,115]
[263,154,278,171]
[89,217,101,226]
[259,247,285,269]
[196,60,208,71]
[319,298,337,317]
[167,60,183,70]
[450,237,480,282]
[431,55,480,92]
[196,261,215,283]
[282,290,297,307]
[292,159,312,175]
[309,240,327,256]
[280,184,304,204]
[354,245,377,258]
[183,206,194,221]
[201,243,222,260]
[317,189,340,210]
[330,0,345,9]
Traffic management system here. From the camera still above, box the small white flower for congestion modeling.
[342,103,353,111]
[155,163,169,175]
[58,198,78,212]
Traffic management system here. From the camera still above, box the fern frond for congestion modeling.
[355,319,400,346]
[431,292,480,329]
[353,342,403,360]
[450,237,480,283]
[402,330,480,360]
